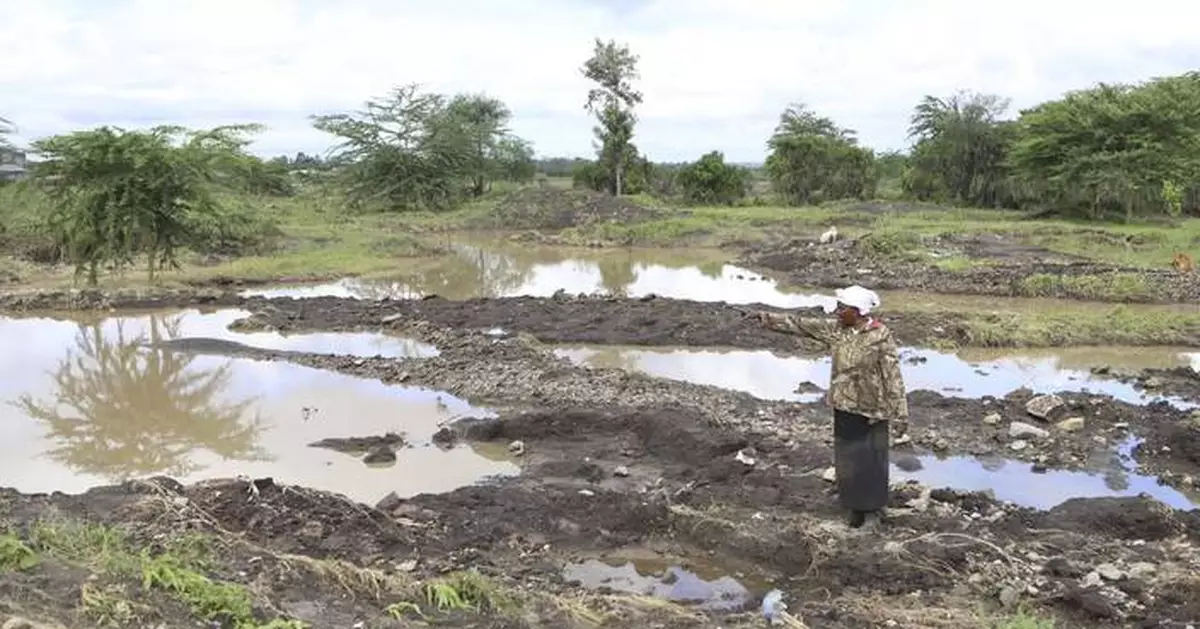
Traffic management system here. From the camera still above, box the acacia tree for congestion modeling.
[904,91,1014,207]
[31,124,264,284]
[676,151,750,205]
[765,104,876,205]
[582,38,643,196]
[313,85,530,210]
[1008,72,1200,220]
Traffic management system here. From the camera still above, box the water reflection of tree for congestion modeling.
[347,245,538,300]
[14,314,269,480]
[597,256,636,297]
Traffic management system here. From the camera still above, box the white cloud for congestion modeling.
[2,0,1198,162]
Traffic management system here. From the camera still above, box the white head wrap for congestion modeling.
[834,285,881,315]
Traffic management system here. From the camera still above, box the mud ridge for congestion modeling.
[739,235,1200,304]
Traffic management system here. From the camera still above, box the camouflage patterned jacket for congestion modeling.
[761,312,908,422]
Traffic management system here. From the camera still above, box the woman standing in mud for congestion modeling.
[755,285,908,530]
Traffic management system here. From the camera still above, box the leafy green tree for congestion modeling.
[765,104,876,205]
[31,124,267,284]
[676,151,750,205]
[582,38,643,196]
[493,137,537,184]
[903,91,1014,207]
[442,93,515,196]
[313,85,529,211]
[1008,72,1200,220]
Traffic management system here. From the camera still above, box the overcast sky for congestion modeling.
[2,0,1198,163]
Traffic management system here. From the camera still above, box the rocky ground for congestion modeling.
[2,289,1200,628]
[740,233,1200,304]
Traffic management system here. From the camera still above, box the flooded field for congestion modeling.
[2,240,1200,629]
[243,241,1200,318]
[0,310,513,503]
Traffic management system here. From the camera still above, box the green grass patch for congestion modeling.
[12,518,304,628]
[959,305,1200,347]
[995,610,1056,629]
[1013,272,1154,301]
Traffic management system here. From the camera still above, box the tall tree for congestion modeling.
[31,124,265,284]
[582,38,643,196]
[1008,72,1200,220]
[904,91,1014,207]
[441,93,514,197]
[765,104,876,205]
[313,84,531,210]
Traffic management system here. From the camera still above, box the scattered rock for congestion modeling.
[821,467,837,482]
[982,412,1002,426]
[1094,563,1125,581]
[1009,440,1029,452]
[1025,394,1065,421]
[363,445,397,465]
[508,440,526,456]
[1056,417,1085,432]
[613,465,630,477]
[1009,421,1050,439]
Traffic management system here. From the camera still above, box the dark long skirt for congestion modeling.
[833,409,890,512]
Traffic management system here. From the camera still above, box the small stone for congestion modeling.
[381,313,403,324]
[1082,571,1104,588]
[508,440,526,456]
[1025,394,1065,421]
[1127,562,1156,579]
[1143,376,1163,389]
[1095,563,1125,581]
[578,489,595,497]
[982,413,1002,426]
[998,585,1020,609]
[613,465,630,477]
[1056,417,1085,432]
[893,434,912,446]
[396,559,418,572]
[1009,440,1029,452]
[1009,421,1050,439]
[821,467,837,482]
[933,438,949,451]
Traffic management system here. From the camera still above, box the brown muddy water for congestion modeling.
[562,548,774,611]
[0,310,516,503]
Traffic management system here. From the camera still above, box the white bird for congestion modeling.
[819,226,839,244]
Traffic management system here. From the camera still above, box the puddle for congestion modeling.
[553,345,1197,408]
[4,309,439,359]
[562,549,769,611]
[0,312,513,503]
[242,243,834,309]
[895,448,1198,511]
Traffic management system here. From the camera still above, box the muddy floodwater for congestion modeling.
[242,241,1200,319]
[553,344,1199,407]
[0,310,515,503]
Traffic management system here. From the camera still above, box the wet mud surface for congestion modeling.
[2,288,1200,627]
[2,402,1199,628]
[740,235,1200,304]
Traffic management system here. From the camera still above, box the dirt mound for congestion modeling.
[481,188,660,230]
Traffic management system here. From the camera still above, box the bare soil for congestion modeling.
[740,234,1200,304]
[474,189,662,231]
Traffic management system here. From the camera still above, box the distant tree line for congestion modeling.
[3,42,1199,286]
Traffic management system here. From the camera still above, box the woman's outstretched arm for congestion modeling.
[756,311,839,348]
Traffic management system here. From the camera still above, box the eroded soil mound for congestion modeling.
[480,188,661,230]
[741,233,1200,304]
